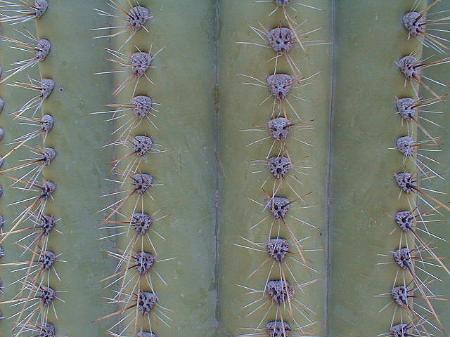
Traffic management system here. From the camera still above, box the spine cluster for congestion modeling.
[0,1,62,336]
[93,2,169,336]
[385,2,450,336]
[237,1,323,336]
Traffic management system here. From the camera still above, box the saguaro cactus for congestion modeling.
[0,1,116,336]
[330,2,450,337]
[0,1,448,337]
[217,1,331,336]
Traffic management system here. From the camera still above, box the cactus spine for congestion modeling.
[93,1,217,337]
[0,1,447,337]
[217,0,331,335]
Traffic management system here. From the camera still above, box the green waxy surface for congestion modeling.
[217,1,332,335]
[105,0,217,336]
[35,2,117,336]
[0,1,448,337]
[419,1,450,333]
[0,21,37,337]
[329,1,424,336]
[0,1,116,336]
[0,0,218,336]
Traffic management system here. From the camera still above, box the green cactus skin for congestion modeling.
[34,2,119,336]
[327,1,446,337]
[418,1,450,333]
[97,1,218,337]
[0,18,55,337]
[0,1,448,337]
[217,0,331,335]
[0,2,117,337]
